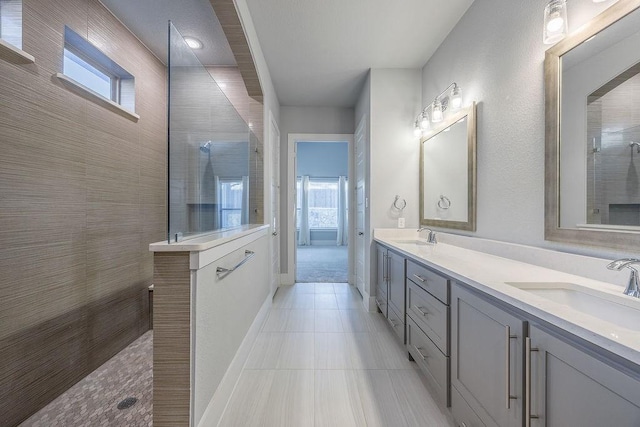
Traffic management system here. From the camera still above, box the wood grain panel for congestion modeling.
[209,0,263,101]
[0,0,167,425]
[153,252,192,427]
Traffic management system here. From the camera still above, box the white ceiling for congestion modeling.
[99,0,236,66]
[245,0,475,107]
[100,0,475,107]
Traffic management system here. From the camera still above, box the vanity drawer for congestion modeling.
[407,280,449,355]
[451,385,486,427]
[407,260,450,304]
[386,304,405,344]
[407,317,449,407]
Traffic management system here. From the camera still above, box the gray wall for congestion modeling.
[297,141,348,177]
[420,0,631,258]
[279,106,355,272]
[362,69,422,298]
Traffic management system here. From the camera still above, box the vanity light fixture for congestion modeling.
[543,0,568,45]
[184,36,203,49]
[431,99,444,123]
[413,82,462,137]
[450,85,463,110]
[420,112,430,130]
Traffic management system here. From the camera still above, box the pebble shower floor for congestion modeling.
[20,331,153,427]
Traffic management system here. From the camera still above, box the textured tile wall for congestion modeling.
[0,0,167,425]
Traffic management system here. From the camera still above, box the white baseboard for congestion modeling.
[360,288,376,312]
[197,294,272,426]
[280,272,295,285]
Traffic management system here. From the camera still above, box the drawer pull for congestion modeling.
[525,337,540,427]
[412,274,426,283]
[414,306,428,316]
[505,325,518,409]
[413,345,428,360]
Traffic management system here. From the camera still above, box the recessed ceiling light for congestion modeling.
[184,37,203,49]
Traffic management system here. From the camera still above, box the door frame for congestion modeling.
[283,133,355,285]
[268,110,281,296]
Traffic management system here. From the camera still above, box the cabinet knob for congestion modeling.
[358,231,364,236]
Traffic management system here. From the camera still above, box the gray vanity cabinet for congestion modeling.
[387,249,405,320]
[528,325,640,427]
[375,245,388,317]
[376,243,406,343]
[451,283,525,427]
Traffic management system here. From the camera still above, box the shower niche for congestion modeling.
[167,22,262,242]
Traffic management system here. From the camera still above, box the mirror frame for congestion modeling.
[420,102,477,231]
[545,0,640,252]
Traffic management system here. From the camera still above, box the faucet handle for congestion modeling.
[428,231,437,244]
[607,258,640,271]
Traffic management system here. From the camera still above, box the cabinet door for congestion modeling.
[528,325,640,427]
[452,283,524,427]
[387,249,405,319]
[375,245,387,316]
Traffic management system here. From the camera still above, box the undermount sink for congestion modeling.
[505,282,640,333]
[390,239,430,245]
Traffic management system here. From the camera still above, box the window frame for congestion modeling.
[296,177,344,230]
[62,26,135,112]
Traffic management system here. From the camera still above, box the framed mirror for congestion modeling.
[420,102,476,231]
[545,0,640,251]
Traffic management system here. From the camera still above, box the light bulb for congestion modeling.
[414,126,422,138]
[419,113,430,130]
[184,36,203,49]
[543,0,568,45]
[431,100,443,123]
[450,85,462,111]
[546,16,564,32]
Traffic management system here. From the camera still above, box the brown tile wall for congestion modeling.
[0,1,167,425]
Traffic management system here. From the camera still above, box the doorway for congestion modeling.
[287,134,354,284]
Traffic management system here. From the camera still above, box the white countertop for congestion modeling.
[149,224,270,252]
[374,233,640,366]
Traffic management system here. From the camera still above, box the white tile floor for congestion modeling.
[218,283,455,427]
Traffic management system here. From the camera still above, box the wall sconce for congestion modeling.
[543,0,568,45]
[413,83,462,137]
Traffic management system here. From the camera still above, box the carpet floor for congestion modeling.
[296,245,348,283]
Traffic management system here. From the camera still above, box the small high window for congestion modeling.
[63,26,135,111]
[0,0,22,49]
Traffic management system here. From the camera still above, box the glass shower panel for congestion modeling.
[168,21,252,242]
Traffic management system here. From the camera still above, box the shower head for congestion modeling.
[630,142,640,154]
[200,141,211,153]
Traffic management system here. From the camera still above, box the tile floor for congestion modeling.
[20,331,153,427]
[218,283,454,427]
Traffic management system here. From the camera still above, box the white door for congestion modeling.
[355,117,367,296]
[269,114,281,296]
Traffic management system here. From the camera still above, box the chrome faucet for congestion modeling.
[417,227,437,244]
[606,258,640,298]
